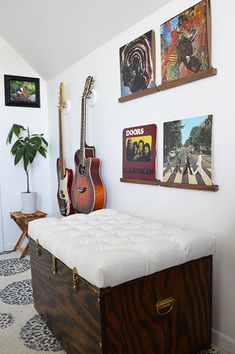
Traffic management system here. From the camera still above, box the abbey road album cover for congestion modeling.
[163,115,213,185]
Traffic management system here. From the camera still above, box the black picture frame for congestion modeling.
[4,74,40,108]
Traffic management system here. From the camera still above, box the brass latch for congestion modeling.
[36,239,41,256]
[73,267,79,289]
[52,255,57,274]
[156,296,175,316]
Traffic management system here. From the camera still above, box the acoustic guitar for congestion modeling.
[72,76,106,214]
[56,82,74,216]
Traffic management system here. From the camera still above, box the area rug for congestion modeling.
[0,251,66,354]
[0,251,227,354]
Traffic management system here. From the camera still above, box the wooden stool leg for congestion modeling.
[13,231,27,251]
[20,242,29,259]
[10,211,46,259]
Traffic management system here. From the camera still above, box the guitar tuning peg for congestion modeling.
[87,90,97,107]
[64,100,71,114]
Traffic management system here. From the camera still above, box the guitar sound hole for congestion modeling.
[79,164,85,176]
[60,191,65,198]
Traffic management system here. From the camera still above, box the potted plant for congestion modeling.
[6,124,48,214]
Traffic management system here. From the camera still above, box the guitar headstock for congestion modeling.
[82,76,94,99]
[59,82,65,109]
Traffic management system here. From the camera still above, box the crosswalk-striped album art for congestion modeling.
[163,115,213,186]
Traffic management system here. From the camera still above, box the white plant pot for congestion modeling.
[21,192,37,214]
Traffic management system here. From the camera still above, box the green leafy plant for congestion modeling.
[6,124,48,193]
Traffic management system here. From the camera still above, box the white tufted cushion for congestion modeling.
[28,209,215,288]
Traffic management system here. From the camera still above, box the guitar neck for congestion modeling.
[80,97,87,165]
[59,107,65,177]
[79,75,94,166]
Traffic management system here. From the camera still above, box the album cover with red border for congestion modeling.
[122,124,157,181]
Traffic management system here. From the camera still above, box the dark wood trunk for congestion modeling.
[30,238,102,354]
[29,238,212,354]
[102,256,212,354]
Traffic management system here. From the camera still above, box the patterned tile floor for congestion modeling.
[200,347,229,354]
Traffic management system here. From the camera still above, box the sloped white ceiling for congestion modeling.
[0,0,172,80]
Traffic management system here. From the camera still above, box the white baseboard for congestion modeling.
[3,238,27,253]
[212,328,235,354]
[3,243,15,252]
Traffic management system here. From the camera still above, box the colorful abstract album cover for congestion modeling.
[119,30,156,97]
[123,124,157,181]
[161,0,210,83]
[163,115,213,185]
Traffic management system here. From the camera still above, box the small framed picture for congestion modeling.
[4,74,40,108]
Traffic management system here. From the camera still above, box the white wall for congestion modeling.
[0,35,52,251]
[47,0,235,351]
[0,186,4,253]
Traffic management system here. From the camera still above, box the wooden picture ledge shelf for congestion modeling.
[118,67,217,102]
[158,67,217,91]
[120,178,218,190]
[120,178,161,186]
[118,85,160,103]
[160,182,219,191]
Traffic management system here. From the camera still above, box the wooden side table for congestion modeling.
[10,210,46,259]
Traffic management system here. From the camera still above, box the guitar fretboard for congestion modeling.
[59,106,65,177]
[80,97,86,166]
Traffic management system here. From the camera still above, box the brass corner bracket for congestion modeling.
[52,255,57,274]
[73,267,79,289]
[36,239,41,256]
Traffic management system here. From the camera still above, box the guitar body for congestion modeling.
[56,82,75,216]
[57,158,74,216]
[72,76,106,214]
[74,143,95,164]
[72,151,106,214]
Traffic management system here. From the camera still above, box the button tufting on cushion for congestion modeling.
[28,209,215,288]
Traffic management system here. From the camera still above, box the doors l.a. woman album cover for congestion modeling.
[122,124,157,181]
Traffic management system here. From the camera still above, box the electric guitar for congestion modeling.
[57,82,74,216]
[72,76,106,214]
